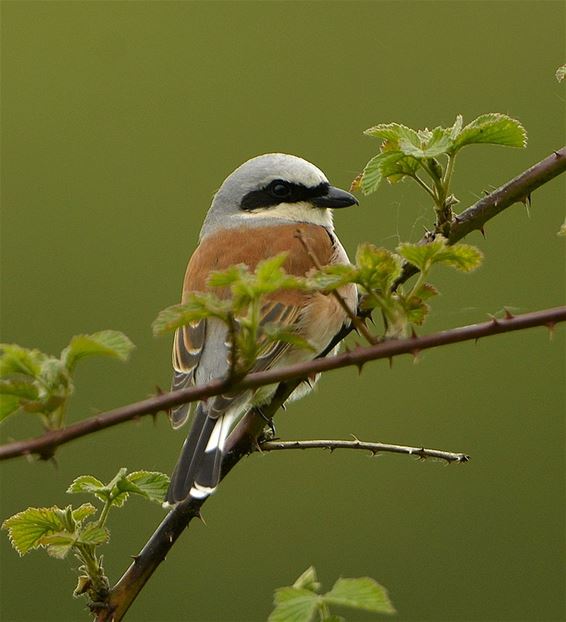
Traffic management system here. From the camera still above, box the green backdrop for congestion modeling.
[1,2,564,621]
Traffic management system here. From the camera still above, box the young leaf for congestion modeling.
[2,506,66,556]
[0,344,45,378]
[355,244,403,292]
[308,265,357,292]
[77,523,110,547]
[72,503,98,523]
[399,126,453,159]
[452,113,527,151]
[268,587,320,622]
[360,151,405,195]
[398,238,483,273]
[61,330,135,370]
[324,577,395,614]
[0,395,21,421]
[555,65,566,82]
[0,378,39,400]
[153,296,231,335]
[293,566,321,593]
[38,532,76,559]
[207,264,248,288]
[116,471,170,504]
[67,475,107,498]
[364,122,420,147]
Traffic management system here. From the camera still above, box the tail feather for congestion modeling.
[165,405,235,505]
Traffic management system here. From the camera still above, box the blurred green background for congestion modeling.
[1,1,564,621]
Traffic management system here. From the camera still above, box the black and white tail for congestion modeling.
[165,404,235,505]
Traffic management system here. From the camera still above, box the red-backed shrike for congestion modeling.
[165,153,358,504]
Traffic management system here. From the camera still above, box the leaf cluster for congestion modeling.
[268,566,395,622]
[153,254,313,373]
[354,113,526,235]
[309,237,482,337]
[2,467,169,603]
[0,331,134,430]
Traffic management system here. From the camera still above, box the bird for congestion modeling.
[165,153,358,505]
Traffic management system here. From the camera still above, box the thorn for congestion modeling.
[131,554,141,563]
[356,362,365,375]
[410,326,418,339]
[388,356,393,369]
[350,434,360,442]
[474,337,481,345]
[155,385,165,396]
[479,226,486,238]
[416,447,427,460]
[503,307,514,320]
[195,510,207,526]
[487,313,499,325]
[545,322,556,340]
[411,349,421,362]
[520,193,531,208]
[554,150,561,158]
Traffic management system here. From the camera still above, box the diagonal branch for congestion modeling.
[83,146,566,620]
[1,306,564,463]
[91,304,564,621]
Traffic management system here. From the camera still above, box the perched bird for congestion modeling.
[165,153,358,505]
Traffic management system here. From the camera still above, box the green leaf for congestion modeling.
[364,122,420,147]
[293,566,321,593]
[269,587,320,622]
[77,523,110,546]
[437,243,484,272]
[72,503,98,523]
[207,264,248,288]
[38,532,76,559]
[153,295,231,335]
[61,330,135,370]
[67,475,106,497]
[0,344,45,378]
[117,471,170,504]
[307,265,357,291]
[0,378,39,400]
[2,506,66,556]
[324,577,395,614]
[355,244,403,292]
[398,238,483,273]
[0,395,21,421]
[452,113,527,151]
[556,65,566,82]
[360,151,405,195]
[399,126,453,158]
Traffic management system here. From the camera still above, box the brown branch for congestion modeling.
[2,306,565,464]
[257,438,470,463]
[91,304,564,621]
[86,146,566,620]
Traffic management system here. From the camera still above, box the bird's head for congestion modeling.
[200,153,358,238]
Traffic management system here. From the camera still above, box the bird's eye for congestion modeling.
[269,181,291,199]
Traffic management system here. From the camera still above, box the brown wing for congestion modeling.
[169,223,345,428]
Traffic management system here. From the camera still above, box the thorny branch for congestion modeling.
[257,438,470,463]
[1,148,564,621]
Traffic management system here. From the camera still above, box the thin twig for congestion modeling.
[258,438,470,463]
[294,228,378,344]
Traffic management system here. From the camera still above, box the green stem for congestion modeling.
[97,499,113,529]
[411,174,438,202]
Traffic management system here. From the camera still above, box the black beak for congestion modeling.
[311,185,359,209]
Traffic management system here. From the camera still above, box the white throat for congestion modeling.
[237,201,334,228]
